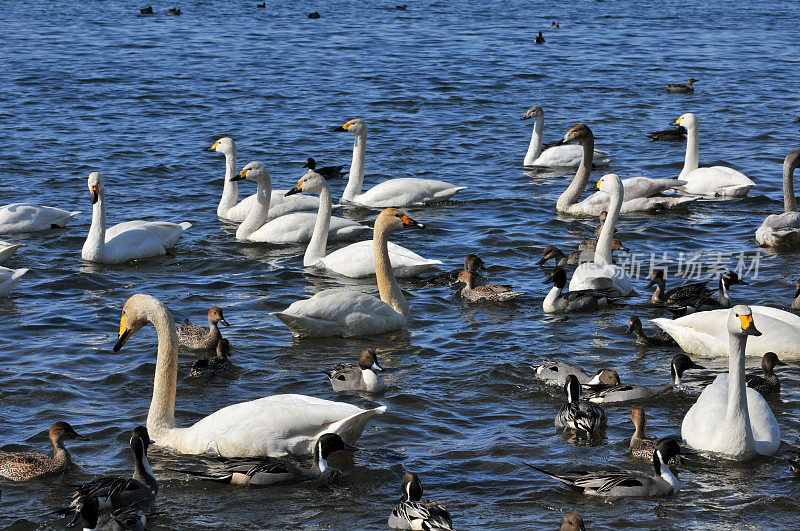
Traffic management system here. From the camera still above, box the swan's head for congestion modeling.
[729,305,761,337]
[232,161,268,183]
[596,174,621,193]
[334,119,367,135]
[203,137,235,155]
[785,149,800,173]
[285,171,327,197]
[562,123,593,144]
[113,294,163,352]
[672,113,696,129]
[87,171,103,204]
[520,105,543,121]
[376,208,425,232]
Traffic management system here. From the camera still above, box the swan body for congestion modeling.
[287,172,440,278]
[0,203,79,234]
[113,294,385,457]
[755,149,800,248]
[233,163,369,243]
[80,173,191,264]
[673,113,755,197]
[273,209,423,338]
[520,106,610,167]
[336,119,465,207]
[0,242,22,265]
[681,306,780,459]
[0,266,28,297]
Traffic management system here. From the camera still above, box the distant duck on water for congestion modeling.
[666,78,698,93]
[188,338,235,379]
[308,11,321,18]
[535,31,546,44]
[166,7,181,15]
[647,126,687,142]
[140,6,153,14]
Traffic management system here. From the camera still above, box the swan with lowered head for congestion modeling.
[681,306,780,459]
[272,209,423,338]
[81,172,191,264]
[568,174,635,296]
[672,113,755,197]
[755,149,800,248]
[113,293,386,456]
[203,137,319,221]
[0,241,22,265]
[0,203,79,234]
[556,124,695,215]
[520,106,609,168]
[285,171,440,278]
[232,162,369,243]
[335,119,466,207]
[0,266,28,297]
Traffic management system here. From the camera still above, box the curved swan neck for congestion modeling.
[84,189,107,258]
[724,330,756,455]
[374,220,409,316]
[218,147,239,216]
[144,298,178,432]
[557,138,593,211]
[783,157,797,213]
[304,183,333,266]
[681,122,699,178]
[235,176,271,240]
[524,115,544,165]
[595,178,621,264]
[342,129,367,202]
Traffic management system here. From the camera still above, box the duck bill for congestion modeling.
[400,214,424,229]
[285,185,302,197]
[794,285,800,299]
[372,362,384,372]
[302,161,310,168]
[691,362,706,370]
[645,279,656,289]
[535,256,549,266]
[220,319,230,327]
[739,315,761,336]
[113,314,132,352]
[625,324,634,335]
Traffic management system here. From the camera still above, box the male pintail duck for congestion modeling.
[535,31,545,44]
[388,472,454,530]
[666,78,698,93]
[534,360,618,387]
[626,316,678,347]
[647,126,687,142]
[188,338,234,379]
[543,267,620,313]
[456,270,522,302]
[646,269,712,306]
[0,422,86,481]
[554,375,607,436]
[560,511,585,531]
[326,348,385,393]
[666,270,746,317]
[68,495,148,531]
[303,157,348,180]
[170,433,355,487]
[178,306,229,351]
[745,352,785,396]
[529,437,683,497]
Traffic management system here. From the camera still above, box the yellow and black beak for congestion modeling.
[400,214,424,230]
[113,313,133,352]
[230,168,248,182]
[738,314,761,337]
[596,178,604,190]
[202,141,220,152]
[670,116,683,127]
[333,122,352,132]
[90,185,99,205]
[285,179,303,197]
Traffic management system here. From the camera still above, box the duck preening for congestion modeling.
[554,375,607,436]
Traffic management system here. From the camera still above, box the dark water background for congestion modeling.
[1,0,800,528]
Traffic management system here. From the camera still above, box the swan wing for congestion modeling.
[220,194,259,222]
[267,190,320,219]
[0,203,79,233]
[569,263,634,296]
[0,266,28,297]
[318,240,441,278]
[680,168,755,197]
[96,221,190,263]
[352,178,465,208]
[619,196,697,213]
[755,212,800,248]
[650,317,721,358]
[746,386,781,455]
[246,213,368,244]
[0,242,22,265]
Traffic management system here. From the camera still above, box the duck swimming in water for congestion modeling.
[178,306,230,351]
[188,338,235,379]
[744,352,785,397]
[388,472,454,530]
[626,316,678,347]
[0,422,86,481]
[535,31,545,44]
[325,348,385,393]
[554,375,607,436]
[456,270,522,302]
[666,78,698,93]
[302,157,348,180]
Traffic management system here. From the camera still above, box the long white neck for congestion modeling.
[303,184,333,266]
[524,116,544,166]
[217,147,239,216]
[657,452,681,493]
[144,297,179,433]
[595,180,621,265]
[723,331,756,456]
[236,177,271,240]
[783,159,797,213]
[543,285,561,312]
[374,222,409,316]
[556,139,592,211]
[680,122,699,178]
[342,130,367,202]
[83,190,107,260]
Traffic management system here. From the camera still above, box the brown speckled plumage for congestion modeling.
[0,421,84,481]
[178,306,229,351]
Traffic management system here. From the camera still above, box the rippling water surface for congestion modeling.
[2,0,800,529]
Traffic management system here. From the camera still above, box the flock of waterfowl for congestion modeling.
[1,99,799,529]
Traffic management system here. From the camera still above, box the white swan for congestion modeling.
[568,174,635,296]
[681,306,780,459]
[273,208,422,337]
[0,203,78,234]
[651,306,800,360]
[286,172,441,278]
[673,113,755,197]
[335,119,466,207]
[0,242,22,266]
[232,162,369,244]
[556,124,696,216]
[520,106,610,167]
[81,172,191,264]
[203,137,319,221]
[755,149,800,248]
[113,293,385,456]
[0,266,28,297]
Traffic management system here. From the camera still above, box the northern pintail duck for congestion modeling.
[534,360,619,387]
[257,2,266,7]
[629,408,658,460]
[537,242,626,267]
[388,472,454,531]
[666,270,745,317]
[529,438,683,497]
[456,270,522,302]
[303,157,348,180]
[560,511,585,531]
[647,126,687,142]
[0,422,86,481]
[646,269,712,306]
[424,253,486,287]
[534,31,545,44]
[593,210,613,237]
[745,352,785,396]
[171,433,355,487]
[577,236,627,252]
[554,375,607,436]
[188,338,234,379]
[666,78,698,93]
[326,348,385,393]
[626,316,678,347]
[69,495,148,531]
[178,306,229,351]
[308,11,321,18]
[543,268,621,313]
[551,21,559,28]
[0,241,22,265]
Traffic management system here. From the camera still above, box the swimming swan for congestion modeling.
[335,119,466,207]
[272,209,423,338]
[681,306,780,459]
[286,171,440,277]
[203,137,319,221]
[113,293,386,456]
[568,174,635,296]
[520,106,609,167]
[755,149,800,248]
[0,203,79,234]
[673,113,755,197]
[556,124,695,215]
[81,172,191,264]
[232,162,369,243]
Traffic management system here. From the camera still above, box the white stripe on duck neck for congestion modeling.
[655,450,680,492]
[543,285,562,312]
[316,440,328,474]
